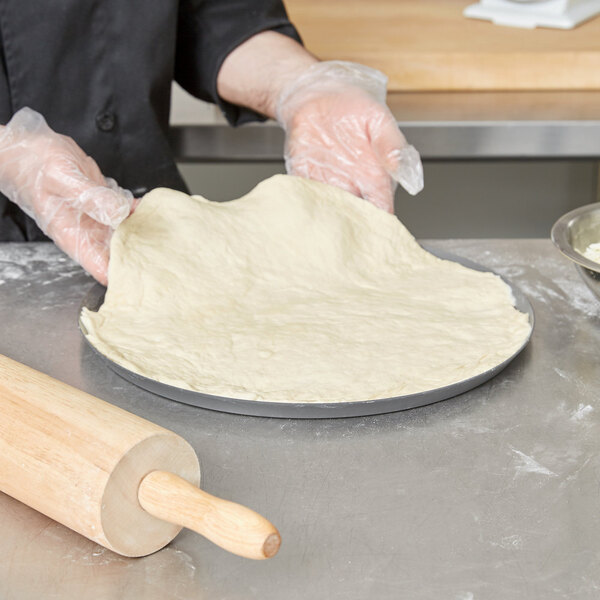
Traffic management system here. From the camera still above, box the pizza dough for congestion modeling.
[80,175,531,403]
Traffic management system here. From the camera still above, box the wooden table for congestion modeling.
[285,0,600,90]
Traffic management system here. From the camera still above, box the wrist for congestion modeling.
[259,52,319,119]
[217,31,318,120]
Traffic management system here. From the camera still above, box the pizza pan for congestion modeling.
[79,248,534,419]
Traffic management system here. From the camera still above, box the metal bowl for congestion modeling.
[551,202,600,300]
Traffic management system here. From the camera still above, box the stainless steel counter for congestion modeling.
[171,91,600,161]
[1,240,599,599]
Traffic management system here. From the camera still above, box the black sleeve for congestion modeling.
[0,28,13,124]
[174,0,302,126]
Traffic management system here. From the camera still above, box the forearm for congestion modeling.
[216,31,318,120]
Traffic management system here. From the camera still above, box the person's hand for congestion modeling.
[0,107,133,285]
[276,61,423,213]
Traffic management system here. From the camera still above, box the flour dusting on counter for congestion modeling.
[511,447,557,477]
[571,404,594,422]
[0,243,81,285]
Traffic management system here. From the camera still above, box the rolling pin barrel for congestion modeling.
[0,354,279,559]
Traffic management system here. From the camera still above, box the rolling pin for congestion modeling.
[0,353,280,559]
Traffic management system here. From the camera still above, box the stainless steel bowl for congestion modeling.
[551,202,600,300]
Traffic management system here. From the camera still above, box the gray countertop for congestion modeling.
[171,91,600,161]
[1,239,599,600]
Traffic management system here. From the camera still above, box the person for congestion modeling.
[0,0,423,285]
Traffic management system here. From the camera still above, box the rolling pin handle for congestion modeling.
[137,470,281,560]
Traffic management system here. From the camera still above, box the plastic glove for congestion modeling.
[276,61,423,213]
[0,107,133,285]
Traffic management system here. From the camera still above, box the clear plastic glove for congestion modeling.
[276,61,424,213]
[0,107,133,285]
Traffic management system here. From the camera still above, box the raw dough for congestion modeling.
[81,175,531,403]
[583,242,600,264]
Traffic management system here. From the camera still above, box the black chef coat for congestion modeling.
[0,0,300,241]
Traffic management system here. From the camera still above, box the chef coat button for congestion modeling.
[131,186,148,197]
[96,111,116,132]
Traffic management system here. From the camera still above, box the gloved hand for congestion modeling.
[0,107,133,285]
[276,61,423,213]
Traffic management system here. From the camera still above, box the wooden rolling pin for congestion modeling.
[0,354,280,559]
